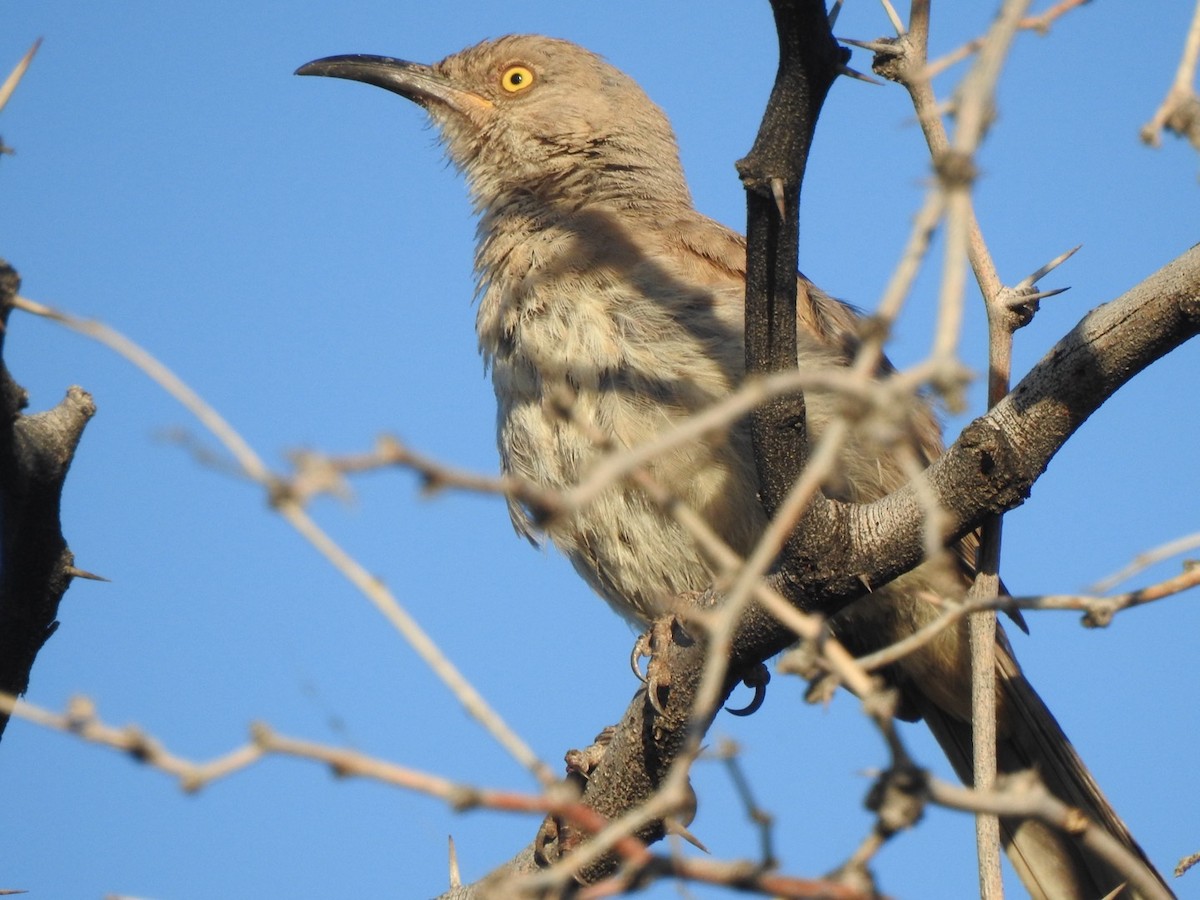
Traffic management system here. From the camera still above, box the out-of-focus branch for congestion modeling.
[1091,530,1200,593]
[1177,850,1200,878]
[921,0,1091,80]
[1141,0,1200,151]
[927,771,1173,900]
[2,689,881,900]
[849,562,1200,676]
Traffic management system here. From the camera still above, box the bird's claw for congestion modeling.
[536,727,616,867]
[630,631,651,683]
[632,617,681,714]
[724,663,771,716]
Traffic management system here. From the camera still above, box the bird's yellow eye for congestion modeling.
[500,65,535,93]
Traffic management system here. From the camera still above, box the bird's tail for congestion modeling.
[915,646,1172,900]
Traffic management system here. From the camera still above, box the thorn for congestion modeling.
[0,37,43,116]
[1015,244,1082,290]
[12,294,52,317]
[665,818,711,854]
[838,36,900,54]
[1006,286,1069,307]
[837,64,884,86]
[64,565,110,583]
[770,177,787,219]
[827,0,845,28]
[879,0,906,36]
[448,835,461,889]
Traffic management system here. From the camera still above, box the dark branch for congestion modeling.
[739,0,847,516]
[0,259,95,740]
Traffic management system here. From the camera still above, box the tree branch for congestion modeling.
[738,0,846,515]
[0,260,95,740]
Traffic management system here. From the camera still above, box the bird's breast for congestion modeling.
[475,252,764,620]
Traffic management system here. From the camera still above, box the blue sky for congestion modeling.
[2,2,1198,898]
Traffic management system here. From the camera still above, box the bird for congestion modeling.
[297,34,1170,899]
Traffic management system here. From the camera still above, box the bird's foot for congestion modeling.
[534,726,616,867]
[630,615,687,714]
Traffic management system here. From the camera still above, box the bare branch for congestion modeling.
[1090,530,1200,593]
[1176,850,1200,878]
[1141,0,1200,151]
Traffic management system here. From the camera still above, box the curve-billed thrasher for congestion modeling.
[298,35,1168,898]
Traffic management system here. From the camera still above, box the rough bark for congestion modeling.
[0,259,95,740]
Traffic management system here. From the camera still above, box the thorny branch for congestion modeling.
[0,44,97,741]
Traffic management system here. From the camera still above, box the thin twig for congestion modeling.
[714,740,776,868]
[0,689,665,886]
[924,0,1091,80]
[855,564,1200,673]
[1176,850,1200,878]
[579,854,878,900]
[1090,530,1200,593]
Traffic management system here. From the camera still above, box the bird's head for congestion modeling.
[297,35,691,213]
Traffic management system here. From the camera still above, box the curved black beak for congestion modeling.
[296,54,489,113]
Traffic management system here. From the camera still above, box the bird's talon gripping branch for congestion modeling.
[564,725,615,780]
[629,631,650,684]
[533,813,564,866]
[724,662,771,717]
[642,617,680,715]
[536,728,613,867]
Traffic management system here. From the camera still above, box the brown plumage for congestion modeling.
[298,35,1170,898]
